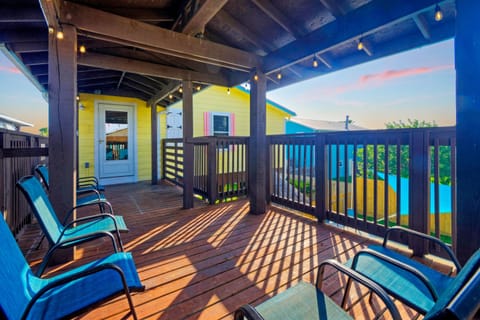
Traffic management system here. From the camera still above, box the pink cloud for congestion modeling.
[0,64,21,74]
[326,64,454,96]
[359,65,453,84]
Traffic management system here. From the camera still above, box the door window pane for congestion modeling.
[105,111,128,160]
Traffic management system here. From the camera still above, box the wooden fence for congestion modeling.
[0,130,48,235]
[162,137,248,203]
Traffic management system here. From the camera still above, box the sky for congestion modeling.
[268,39,455,129]
[0,39,455,133]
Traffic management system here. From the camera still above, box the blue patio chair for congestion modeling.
[34,164,106,207]
[17,175,128,275]
[234,259,401,320]
[345,226,479,315]
[0,213,144,320]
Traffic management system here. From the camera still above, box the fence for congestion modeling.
[268,127,456,254]
[0,130,48,235]
[162,137,248,203]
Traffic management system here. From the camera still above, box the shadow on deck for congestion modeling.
[17,182,421,319]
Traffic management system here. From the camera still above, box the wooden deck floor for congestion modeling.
[18,182,424,320]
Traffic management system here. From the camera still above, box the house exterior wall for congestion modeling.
[166,86,291,137]
[78,93,155,182]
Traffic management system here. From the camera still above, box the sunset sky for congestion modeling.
[0,39,455,133]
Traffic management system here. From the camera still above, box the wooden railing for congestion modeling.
[268,127,456,255]
[162,128,456,255]
[162,137,248,203]
[0,130,48,235]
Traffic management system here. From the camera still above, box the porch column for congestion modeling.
[151,102,158,184]
[182,80,194,209]
[455,0,480,264]
[48,24,77,261]
[249,70,267,214]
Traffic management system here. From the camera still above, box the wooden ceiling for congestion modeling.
[1,0,455,107]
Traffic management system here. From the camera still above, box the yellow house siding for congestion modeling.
[167,86,291,137]
[78,93,153,182]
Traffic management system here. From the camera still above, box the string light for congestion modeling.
[178,87,183,93]
[76,95,80,101]
[253,74,259,81]
[434,4,443,21]
[357,39,364,51]
[79,45,86,53]
[196,85,201,91]
[312,57,319,68]
[48,27,54,34]
[227,88,231,95]
[168,94,173,99]
[56,30,64,40]
[276,73,282,80]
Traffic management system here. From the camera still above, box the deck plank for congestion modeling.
[16,182,426,319]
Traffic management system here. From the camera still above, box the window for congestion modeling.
[212,113,230,136]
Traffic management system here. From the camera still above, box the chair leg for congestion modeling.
[35,235,45,250]
[342,277,353,308]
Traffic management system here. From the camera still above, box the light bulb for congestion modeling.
[56,30,64,40]
[79,45,86,53]
[357,40,364,51]
[276,73,282,80]
[179,87,183,93]
[313,58,319,68]
[434,4,443,21]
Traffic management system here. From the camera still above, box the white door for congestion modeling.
[97,102,136,184]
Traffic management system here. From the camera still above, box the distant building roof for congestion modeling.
[0,114,33,131]
[288,117,365,132]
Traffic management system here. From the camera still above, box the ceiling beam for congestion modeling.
[182,0,228,36]
[77,52,229,86]
[124,74,161,91]
[60,1,261,72]
[122,80,155,96]
[216,10,274,53]
[107,8,175,23]
[251,0,304,38]
[148,81,181,106]
[413,13,431,39]
[0,7,44,23]
[319,0,347,17]
[21,52,48,65]
[264,0,440,73]
[9,41,48,53]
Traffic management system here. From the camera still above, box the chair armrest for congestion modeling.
[63,212,119,232]
[76,186,101,197]
[24,263,129,320]
[317,259,401,320]
[37,231,118,277]
[351,248,439,301]
[63,200,114,225]
[234,304,265,320]
[383,226,461,270]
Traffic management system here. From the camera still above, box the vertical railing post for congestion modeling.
[161,140,166,180]
[408,129,430,256]
[207,139,217,204]
[266,136,272,204]
[315,133,327,222]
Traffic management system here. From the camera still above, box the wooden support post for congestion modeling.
[182,80,194,209]
[455,0,480,264]
[315,134,327,222]
[48,24,77,262]
[207,139,218,204]
[151,103,158,184]
[408,130,430,256]
[249,70,267,214]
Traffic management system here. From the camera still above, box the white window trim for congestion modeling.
[210,112,231,136]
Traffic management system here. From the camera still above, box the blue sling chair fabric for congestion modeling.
[34,164,107,207]
[234,259,401,320]
[17,175,128,274]
[345,226,480,316]
[0,213,143,320]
